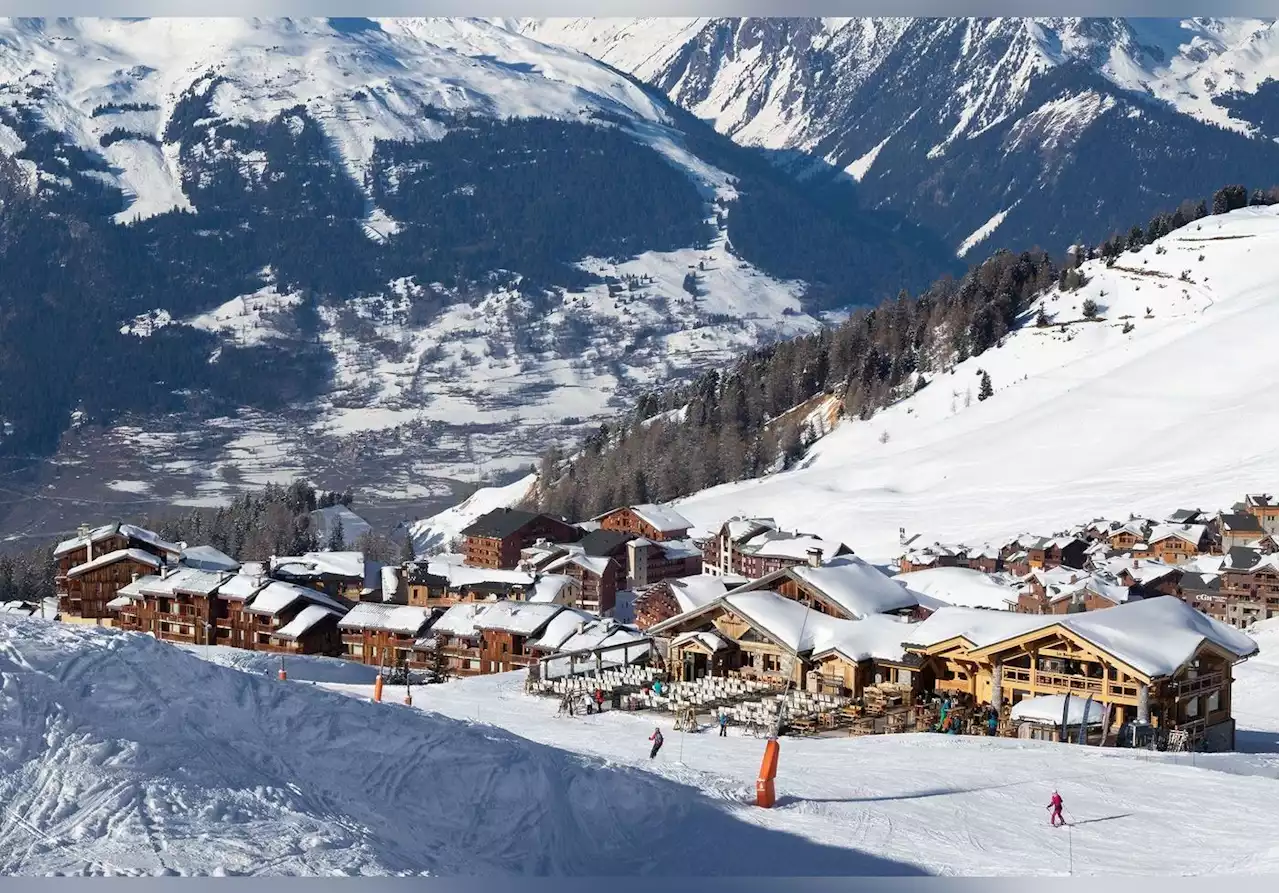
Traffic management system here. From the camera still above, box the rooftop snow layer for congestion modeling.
[338,602,433,635]
[791,556,920,618]
[1010,694,1106,725]
[273,604,343,641]
[893,568,1017,610]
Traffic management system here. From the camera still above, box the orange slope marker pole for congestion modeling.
[374,674,384,703]
[756,738,780,808]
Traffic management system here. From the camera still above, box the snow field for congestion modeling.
[673,206,1280,564]
[0,616,917,876]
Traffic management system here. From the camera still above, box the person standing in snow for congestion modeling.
[1047,791,1065,826]
[594,688,605,714]
[718,711,729,737]
[987,710,998,736]
[649,727,664,759]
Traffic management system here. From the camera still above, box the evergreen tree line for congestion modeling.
[0,547,56,606]
[138,480,402,565]
[531,183,1278,521]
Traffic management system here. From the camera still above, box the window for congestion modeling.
[1185,697,1199,719]
[1207,691,1220,713]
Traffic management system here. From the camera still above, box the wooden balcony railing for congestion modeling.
[1171,672,1224,699]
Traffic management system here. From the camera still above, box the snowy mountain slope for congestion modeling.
[3,17,962,530]
[520,17,1279,255]
[0,615,920,876]
[317,669,1279,876]
[408,471,537,554]
[670,206,1279,563]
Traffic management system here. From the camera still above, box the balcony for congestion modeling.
[1171,671,1224,699]
[1002,667,1107,696]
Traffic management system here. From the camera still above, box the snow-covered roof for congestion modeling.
[473,601,564,635]
[380,565,401,601]
[723,517,776,543]
[790,556,919,618]
[526,607,599,651]
[670,630,734,653]
[902,607,1050,651]
[271,552,380,590]
[656,538,702,560]
[338,602,432,635]
[217,573,270,601]
[104,596,134,611]
[722,590,912,664]
[66,548,164,578]
[1147,523,1209,547]
[179,545,240,572]
[555,620,646,655]
[1010,694,1106,726]
[940,596,1259,678]
[631,503,692,533]
[54,522,182,558]
[430,561,535,590]
[595,503,690,533]
[740,531,846,562]
[428,603,488,638]
[272,604,342,641]
[894,568,1017,610]
[245,581,347,617]
[527,574,576,604]
[545,553,613,578]
[135,567,231,597]
[668,575,731,614]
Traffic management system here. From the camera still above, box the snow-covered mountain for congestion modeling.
[672,205,1279,563]
[520,17,1279,256]
[0,17,951,531]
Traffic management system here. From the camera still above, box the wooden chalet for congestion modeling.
[420,601,567,677]
[1218,512,1265,551]
[55,522,183,622]
[213,572,271,650]
[632,574,738,631]
[460,508,579,569]
[901,597,1259,751]
[703,516,853,579]
[649,589,915,699]
[110,567,232,645]
[730,554,921,621]
[592,504,692,543]
[544,553,618,616]
[1241,494,1278,535]
[1106,522,1152,552]
[624,537,703,589]
[1026,536,1088,570]
[338,602,437,670]
[232,579,347,655]
[1146,523,1214,564]
[1218,547,1279,627]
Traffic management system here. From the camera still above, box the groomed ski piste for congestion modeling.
[1,614,1276,876]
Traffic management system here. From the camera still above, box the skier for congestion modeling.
[649,727,665,759]
[718,711,729,737]
[594,688,605,714]
[987,710,998,736]
[1047,790,1065,827]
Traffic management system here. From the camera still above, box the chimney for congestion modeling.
[1133,559,1140,569]
[806,547,823,568]
[131,572,139,583]
[1069,574,1078,584]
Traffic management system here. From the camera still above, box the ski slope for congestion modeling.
[672,206,1280,563]
[323,662,1278,877]
[2,612,1276,876]
[0,615,916,877]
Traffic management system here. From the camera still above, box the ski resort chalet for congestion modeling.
[55,523,185,622]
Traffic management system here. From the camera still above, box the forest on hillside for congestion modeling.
[530,184,1279,522]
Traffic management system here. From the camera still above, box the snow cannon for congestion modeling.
[755,738,780,808]
[374,675,384,703]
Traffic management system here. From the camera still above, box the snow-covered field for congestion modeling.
[408,472,537,554]
[3,613,1275,876]
[670,206,1280,563]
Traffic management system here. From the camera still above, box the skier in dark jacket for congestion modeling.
[649,727,664,759]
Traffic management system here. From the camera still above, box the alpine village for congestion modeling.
[13,489,1275,755]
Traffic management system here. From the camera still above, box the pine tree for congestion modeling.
[1082,298,1099,319]
[327,517,345,552]
[977,371,993,402]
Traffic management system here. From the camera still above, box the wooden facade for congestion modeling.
[595,507,690,543]
[906,622,1244,750]
[460,510,580,569]
[64,553,163,623]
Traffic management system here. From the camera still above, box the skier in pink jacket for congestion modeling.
[1047,791,1065,826]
